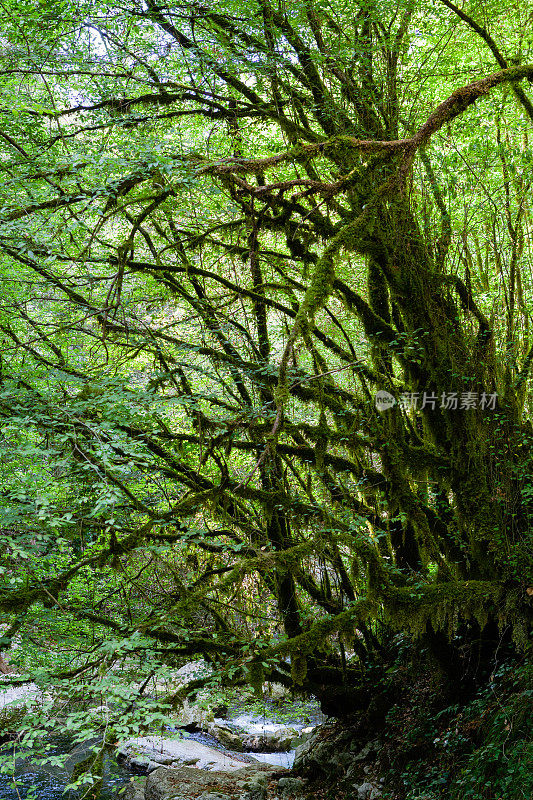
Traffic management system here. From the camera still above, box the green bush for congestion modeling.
[450,662,533,800]
[381,656,532,800]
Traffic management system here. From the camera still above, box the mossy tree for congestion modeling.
[0,0,532,712]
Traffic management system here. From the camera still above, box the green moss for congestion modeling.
[265,597,378,663]
[291,654,307,686]
[70,746,105,797]
[384,580,504,638]
[0,703,27,731]
[246,661,264,696]
[321,135,362,169]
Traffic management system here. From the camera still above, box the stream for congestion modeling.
[0,702,323,799]
[0,736,131,800]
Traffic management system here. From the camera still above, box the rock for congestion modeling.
[117,735,251,773]
[241,732,283,752]
[123,776,147,800]
[277,776,306,797]
[344,764,362,783]
[353,740,379,762]
[330,751,352,770]
[357,783,377,799]
[174,660,214,684]
[248,773,269,788]
[0,680,47,732]
[289,719,383,798]
[0,680,44,706]
[143,763,284,800]
[128,755,166,774]
[293,725,334,777]
[198,794,232,800]
[245,773,268,800]
[293,734,316,774]
[208,722,245,751]
[293,722,373,782]
[253,729,299,752]
[264,682,290,701]
[173,698,214,730]
[270,727,302,751]
[208,720,307,753]
[246,788,266,800]
[129,756,152,774]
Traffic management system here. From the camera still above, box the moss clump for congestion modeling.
[0,703,27,731]
[246,661,265,696]
[384,579,505,639]
[291,654,307,686]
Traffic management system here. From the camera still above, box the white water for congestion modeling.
[0,679,43,708]
[226,714,307,733]
[249,751,296,768]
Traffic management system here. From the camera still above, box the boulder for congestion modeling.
[293,722,386,796]
[173,698,214,730]
[242,727,301,752]
[208,719,312,753]
[353,740,379,762]
[357,783,379,800]
[264,682,290,702]
[140,763,284,800]
[207,723,246,751]
[123,777,148,800]
[0,680,47,732]
[292,728,327,776]
[117,735,251,773]
[277,776,307,798]
[293,722,355,779]
[174,660,214,684]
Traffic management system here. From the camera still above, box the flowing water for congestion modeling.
[0,736,131,800]
[0,698,324,798]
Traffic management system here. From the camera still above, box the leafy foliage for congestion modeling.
[0,2,531,792]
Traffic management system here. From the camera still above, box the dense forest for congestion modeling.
[0,1,531,798]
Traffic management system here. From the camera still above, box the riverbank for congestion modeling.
[0,668,321,799]
[1,651,531,800]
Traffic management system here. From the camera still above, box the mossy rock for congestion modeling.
[0,703,28,731]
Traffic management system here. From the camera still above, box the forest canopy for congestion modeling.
[0,0,532,720]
